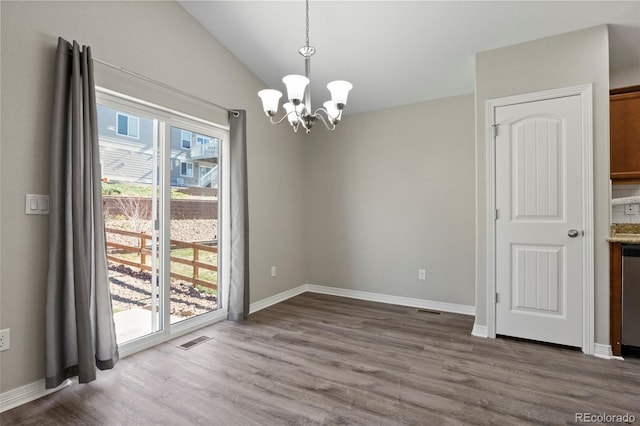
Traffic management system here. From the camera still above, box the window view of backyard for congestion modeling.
[98,101,220,344]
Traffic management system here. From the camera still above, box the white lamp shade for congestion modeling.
[282,75,309,104]
[323,101,341,121]
[327,80,353,109]
[283,102,299,125]
[258,89,282,115]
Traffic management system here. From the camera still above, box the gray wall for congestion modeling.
[304,95,476,306]
[610,64,640,89]
[0,0,305,393]
[0,0,617,398]
[474,25,610,344]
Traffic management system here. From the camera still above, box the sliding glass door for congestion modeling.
[97,90,225,347]
[168,124,219,325]
[98,102,162,343]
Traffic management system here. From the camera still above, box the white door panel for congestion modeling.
[511,244,562,315]
[495,95,583,348]
[511,117,563,221]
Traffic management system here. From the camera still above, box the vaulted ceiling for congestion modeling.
[180,1,640,115]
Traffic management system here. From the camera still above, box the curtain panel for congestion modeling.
[227,110,250,320]
[45,37,118,389]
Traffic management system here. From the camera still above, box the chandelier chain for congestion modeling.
[305,0,310,47]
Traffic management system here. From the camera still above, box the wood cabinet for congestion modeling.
[610,86,640,184]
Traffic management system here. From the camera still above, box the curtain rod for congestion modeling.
[92,57,239,117]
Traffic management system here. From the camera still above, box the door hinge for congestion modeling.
[494,209,499,221]
[154,219,159,230]
[492,123,499,138]
[495,292,499,303]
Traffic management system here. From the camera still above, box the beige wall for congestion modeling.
[0,1,621,399]
[304,95,476,306]
[610,64,640,89]
[0,1,305,393]
[474,25,610,343]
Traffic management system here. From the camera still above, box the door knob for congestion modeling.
[568,229,579,238]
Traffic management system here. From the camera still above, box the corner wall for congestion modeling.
[474,25,610,343]
[304,94,476,307]
[0,1,305,393]
[610,64,640,89]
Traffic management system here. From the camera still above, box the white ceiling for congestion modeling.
[179,1,640,115]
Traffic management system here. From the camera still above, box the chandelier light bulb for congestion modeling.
[327,80,353,110]
[283,102,299,125]
[258,89,282,116]
[282,75,310,105]
[323,101,341,122]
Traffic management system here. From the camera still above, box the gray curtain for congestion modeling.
[45,37,118,389]
[227,110,250,320]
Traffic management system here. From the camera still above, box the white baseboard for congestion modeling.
[0,378,71,413]
[249,284,475,317]
[249,285,307,314]
[304,284,476,316]
[472,323,488,338]
[593,343,624,360]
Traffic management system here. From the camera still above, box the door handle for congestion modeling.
[568,229,580,238]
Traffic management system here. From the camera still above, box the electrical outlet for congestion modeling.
[418,269,426,281]
[271,266,277,277]
[624,204,639,215]
[0,329,10,352]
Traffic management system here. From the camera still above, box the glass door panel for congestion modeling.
[97,89,225,350]
[168,126,219,324]
[98,103,162,344]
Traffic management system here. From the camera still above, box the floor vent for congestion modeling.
[178,336,211,350]
[416,308,441,315]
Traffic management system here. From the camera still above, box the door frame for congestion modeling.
[484,84,594,354]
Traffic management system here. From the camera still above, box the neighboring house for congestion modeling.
[97,104,219,188]
[169,126,219,188]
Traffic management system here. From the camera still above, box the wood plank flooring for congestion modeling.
[2,293,640,425]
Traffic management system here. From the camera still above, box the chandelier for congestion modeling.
[257,0,353,133]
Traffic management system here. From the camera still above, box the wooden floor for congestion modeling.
[2,293,640,425]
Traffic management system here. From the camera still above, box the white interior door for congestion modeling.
[495,94,583,348]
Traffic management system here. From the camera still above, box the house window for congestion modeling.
[196,135,210,145]
[116,112,139,138]
[180,161,194,177]
[181,130,192,149]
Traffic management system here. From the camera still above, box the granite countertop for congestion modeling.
[609,223,640,243]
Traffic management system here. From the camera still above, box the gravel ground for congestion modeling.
[106,219,218,317]
[108,264,217,317]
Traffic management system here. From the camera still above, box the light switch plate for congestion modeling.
[25,194,49,215]
[0,328,10,352]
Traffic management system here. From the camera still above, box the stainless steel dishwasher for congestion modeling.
[622,244,640,348]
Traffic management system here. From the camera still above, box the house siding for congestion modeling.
[97,105,219,188]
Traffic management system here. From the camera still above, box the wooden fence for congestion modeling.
[105,227,218,291]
